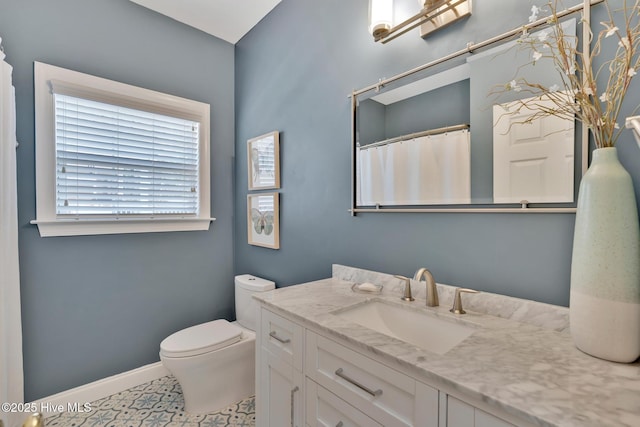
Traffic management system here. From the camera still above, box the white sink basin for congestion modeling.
[335,300,475,355]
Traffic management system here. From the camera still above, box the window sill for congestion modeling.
[30,217,215,237]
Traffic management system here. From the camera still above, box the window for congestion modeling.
[33,62,212,237]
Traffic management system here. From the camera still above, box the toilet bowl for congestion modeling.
[160,275,275,414]
[160,320,255,413]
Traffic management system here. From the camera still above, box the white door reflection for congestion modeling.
[493,95,574,204]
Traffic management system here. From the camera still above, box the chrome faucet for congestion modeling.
[413,268,438,307]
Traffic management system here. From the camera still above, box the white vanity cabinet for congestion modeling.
[256,305,523,427]
[257,308,304,427]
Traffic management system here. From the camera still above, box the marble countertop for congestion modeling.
[253,268,640,427]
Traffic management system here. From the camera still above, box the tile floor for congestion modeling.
[46,376,255,427]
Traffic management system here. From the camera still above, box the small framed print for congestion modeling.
[247,131,280,190]
[247,192,279,249]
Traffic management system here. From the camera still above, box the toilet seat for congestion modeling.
[160,319,243,358]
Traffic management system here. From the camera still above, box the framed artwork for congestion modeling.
[247,131,280,190]
[247,192,279,249]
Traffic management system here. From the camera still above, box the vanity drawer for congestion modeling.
[305,331,438,427]
[261,308,304,370]
[306,378,382,427]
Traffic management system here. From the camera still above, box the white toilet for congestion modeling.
[160,274,275,414]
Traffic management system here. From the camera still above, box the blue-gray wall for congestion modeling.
[2,0,639,403]
[235,0,640,306]
[0,0,235,400]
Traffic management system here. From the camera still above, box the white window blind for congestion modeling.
[54,94,200,217]
[34,62,211,237]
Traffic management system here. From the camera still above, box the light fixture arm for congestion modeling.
[373,0,471,44]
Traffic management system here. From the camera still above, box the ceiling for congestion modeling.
[129,0,282,44]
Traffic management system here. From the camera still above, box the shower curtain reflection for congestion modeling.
[357,128,471,206]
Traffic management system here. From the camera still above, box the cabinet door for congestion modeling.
[447,396,514,427]
[259,349,304,427]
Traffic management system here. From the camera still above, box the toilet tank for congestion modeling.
[235,274,275,331]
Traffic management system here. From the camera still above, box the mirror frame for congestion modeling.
[350,0,598,215]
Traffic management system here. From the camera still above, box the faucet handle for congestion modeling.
[395,275,414,301]
[450,288,479,314]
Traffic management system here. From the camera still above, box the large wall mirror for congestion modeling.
[352,17,585,213]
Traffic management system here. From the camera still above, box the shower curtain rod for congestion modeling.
[358,123,469,150]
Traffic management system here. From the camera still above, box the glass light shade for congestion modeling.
[369,0,393,38]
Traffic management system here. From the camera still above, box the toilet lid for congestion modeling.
[160,319,243,358]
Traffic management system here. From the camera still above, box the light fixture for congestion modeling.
[369,0,394,39]
[369,0,472,44]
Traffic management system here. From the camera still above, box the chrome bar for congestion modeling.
[358,124,469,150]
[353,0,605,97]
[269,331,291,344]
[350,92,357,217]
[335,368,383,397]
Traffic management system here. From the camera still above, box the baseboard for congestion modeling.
[32,362,170,417]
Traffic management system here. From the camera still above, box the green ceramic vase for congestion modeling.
[570,147,640,363]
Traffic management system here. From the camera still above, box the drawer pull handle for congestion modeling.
[269,331,291,344]
[335,368,383,397]
[290,385,299,427]
[336,422,344,427]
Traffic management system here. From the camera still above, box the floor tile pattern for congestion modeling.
[46,376,255,427]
